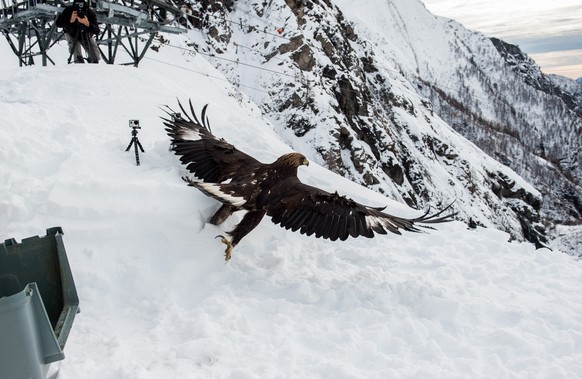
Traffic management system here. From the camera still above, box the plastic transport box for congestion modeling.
[0,227,79,379]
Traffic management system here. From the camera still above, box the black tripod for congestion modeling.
[67,25,98,64]
[67,27,87,64]
[126,122,145,166]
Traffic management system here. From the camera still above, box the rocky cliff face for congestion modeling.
[473,40,582,251]
[413,32,582,224]
[168,0,582,252]
[490,38,582,118]
[403,22,582,247]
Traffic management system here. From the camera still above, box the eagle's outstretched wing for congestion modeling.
[264,178,456,241]
[162,100,261,183]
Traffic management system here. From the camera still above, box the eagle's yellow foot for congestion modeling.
[215,235,233,261]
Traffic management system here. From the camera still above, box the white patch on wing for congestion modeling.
[366,215,381,229]
[197,182,246,206]
[366,215,397,231]
[180,129,203,141]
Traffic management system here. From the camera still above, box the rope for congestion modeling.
[142,56,271,93]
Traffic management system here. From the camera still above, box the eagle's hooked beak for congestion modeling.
[303,157,310,166]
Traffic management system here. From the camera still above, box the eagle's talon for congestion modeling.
[215,234,233,261]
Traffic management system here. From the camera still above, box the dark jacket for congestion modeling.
[56,5,100,36]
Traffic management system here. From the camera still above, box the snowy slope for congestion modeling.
[2,55,582,378]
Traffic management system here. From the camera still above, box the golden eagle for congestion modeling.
[163,101,455,261]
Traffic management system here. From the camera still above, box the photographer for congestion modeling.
[56,0,100,63]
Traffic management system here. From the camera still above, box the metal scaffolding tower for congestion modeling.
[0,0,187,66]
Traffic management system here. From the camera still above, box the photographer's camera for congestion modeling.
[74,1,85,18]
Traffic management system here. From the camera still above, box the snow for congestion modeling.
[2,50,582,378]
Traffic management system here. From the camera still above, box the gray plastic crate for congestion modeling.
[0,227,80,379]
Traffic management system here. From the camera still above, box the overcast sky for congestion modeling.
[421,0,582,80]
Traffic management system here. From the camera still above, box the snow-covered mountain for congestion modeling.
[167,0,581,252]
[490,38,582,118]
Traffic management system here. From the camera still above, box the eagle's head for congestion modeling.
[277,152,309,168]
